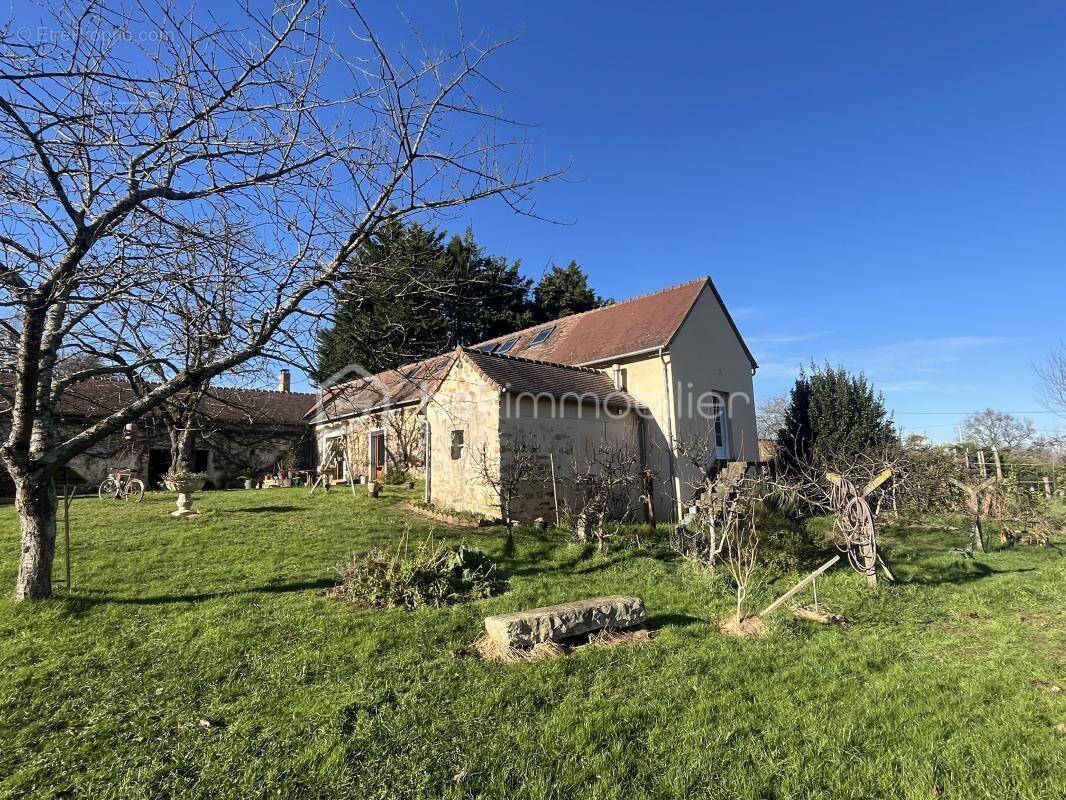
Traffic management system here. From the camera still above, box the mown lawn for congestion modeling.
[0,487,1063,799]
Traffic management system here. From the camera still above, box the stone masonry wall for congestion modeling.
[424,357,501,518]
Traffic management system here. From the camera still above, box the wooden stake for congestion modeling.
[760,555,842,617]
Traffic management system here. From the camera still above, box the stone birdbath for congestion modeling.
[164,471,207,517]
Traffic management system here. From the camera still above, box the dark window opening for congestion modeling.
[529,326,555,345]
[450,430,465,460]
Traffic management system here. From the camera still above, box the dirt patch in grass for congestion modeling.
[716,614,766,638]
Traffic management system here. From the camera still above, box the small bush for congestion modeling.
[383,470,412,486]
[330,532,507,610]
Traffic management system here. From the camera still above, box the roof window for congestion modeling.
[497,337,520,354]
[529,326,555,345]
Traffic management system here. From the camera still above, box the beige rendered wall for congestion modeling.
[586,354,676,522]
[499,394,642,524]
[667,285,758,510]
[423,357,502,517]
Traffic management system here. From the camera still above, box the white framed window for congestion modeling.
[710,394,730,460]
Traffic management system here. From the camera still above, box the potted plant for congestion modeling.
[164,470,208,517]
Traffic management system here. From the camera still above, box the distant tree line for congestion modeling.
[315,219,608,380]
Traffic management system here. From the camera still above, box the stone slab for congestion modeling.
[484,595,646,649]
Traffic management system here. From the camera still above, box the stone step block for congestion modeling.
[484,595,646,649]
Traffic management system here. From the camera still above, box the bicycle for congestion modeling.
[98,469,145,502]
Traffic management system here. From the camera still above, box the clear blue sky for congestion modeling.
[377,1,1064,442]
[9,1,1063,440]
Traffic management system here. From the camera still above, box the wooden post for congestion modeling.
[549,452,560,527]
[977,450,987,479]
[963,448,971,472]
[1044,476,1053,499]
[760,555,842,617]
[991,447,1004,481]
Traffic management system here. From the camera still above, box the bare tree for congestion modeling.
[756,393,789,441]
[560,439,639,551]
[0,0,560,599]
[1036,342,1066,420]
[959,409,1035,451]
[721,481,761,627]
[384,410,424,474]
[471,434,545,525]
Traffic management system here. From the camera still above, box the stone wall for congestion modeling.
[314,405,426,482]
[0,419,310,497]
[423,356,501,517]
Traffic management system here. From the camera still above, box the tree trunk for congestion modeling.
[14,475,58,600]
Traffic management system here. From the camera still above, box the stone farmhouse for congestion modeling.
[0,373,315,496]
[311,277,758,523]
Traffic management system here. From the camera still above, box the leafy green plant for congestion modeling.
[330,531,506,609]
[383,469,412,486]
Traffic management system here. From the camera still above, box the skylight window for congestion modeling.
[529,326,555,346]
[480,343,500,354]
[497,337,520,354]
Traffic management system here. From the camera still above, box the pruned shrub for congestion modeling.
[330,532,507,610]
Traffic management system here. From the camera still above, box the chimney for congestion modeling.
[611,363,622,390]
[278,369,291,392]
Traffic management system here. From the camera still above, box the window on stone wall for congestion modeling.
[450,430,465,460]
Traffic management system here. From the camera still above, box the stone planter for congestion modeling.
[242,479,254,490]
[164,475,206,517]
[367,480,381,498]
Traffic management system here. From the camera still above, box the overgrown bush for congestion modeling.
[330,532,506,609]
[383,469,412,486]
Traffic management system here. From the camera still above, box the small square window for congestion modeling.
[497,337,520,354]
[450,430,465,460]
[529,326,555,345]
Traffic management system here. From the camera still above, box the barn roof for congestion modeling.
[457,348,644,411]
[0,375,316,426]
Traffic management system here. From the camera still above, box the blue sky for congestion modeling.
[8,1,1063,440]
[371,1,1064,442]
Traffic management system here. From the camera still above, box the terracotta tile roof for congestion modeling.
[0,375,316,426]
[311,356,449,421]
[459,348,645,411]
[470,277,754,367]
[314,276,755,422]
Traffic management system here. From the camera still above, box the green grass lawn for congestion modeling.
[1,487,1063,799]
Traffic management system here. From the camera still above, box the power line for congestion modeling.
[892,410,1058,415]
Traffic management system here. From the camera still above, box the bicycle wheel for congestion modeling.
[126,479,145,502]
[98,478,119,499]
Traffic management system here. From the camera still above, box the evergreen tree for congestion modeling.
[776,363,898,472]
[532,261,608,322]
[315,222,534,381]
[315,218,448,380]
[439,229,533,347]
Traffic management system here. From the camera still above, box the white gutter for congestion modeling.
[575,345,664,368]
[658,346,682,523]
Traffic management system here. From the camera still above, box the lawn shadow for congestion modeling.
[646,613,707,631]
[220,505,305,514]
[64,578,334,607]
[899,561,1036,587]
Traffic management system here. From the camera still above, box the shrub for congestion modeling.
[383,469,412,486]
[330,532,506,610]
